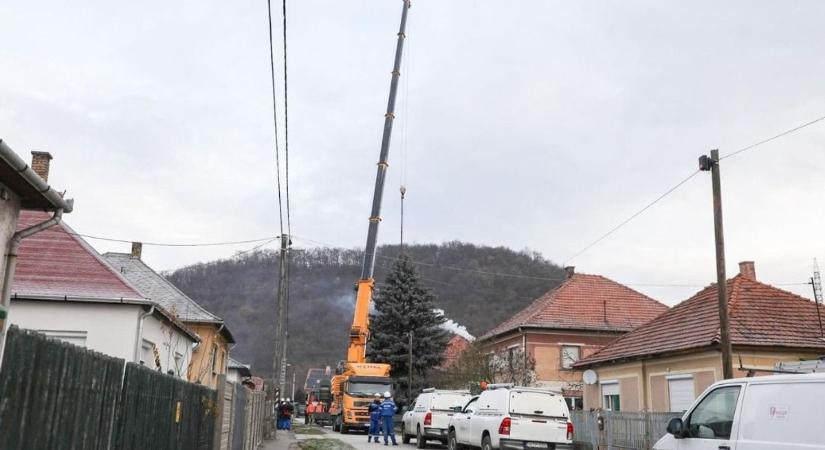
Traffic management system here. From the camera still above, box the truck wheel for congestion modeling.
[448,430,461,450]
[402,424,411,444]
[482,435,493,450]
[416,426,427,449]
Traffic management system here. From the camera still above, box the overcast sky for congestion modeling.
[3,0,825,305]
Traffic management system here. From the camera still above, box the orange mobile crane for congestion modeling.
[329,0,411,434]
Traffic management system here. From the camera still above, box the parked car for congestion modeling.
[654,372,825,450]
[402,388,473,447]
[447,384,573,450]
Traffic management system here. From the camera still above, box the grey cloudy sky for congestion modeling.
[3,0,825,305]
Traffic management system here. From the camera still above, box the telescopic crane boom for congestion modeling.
[347,0,411,364]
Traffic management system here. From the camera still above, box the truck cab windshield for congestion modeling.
[347,382,392,398]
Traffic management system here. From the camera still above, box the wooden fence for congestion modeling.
[571,410,681,450]
[213,376,268,450]
[0,326,217,450]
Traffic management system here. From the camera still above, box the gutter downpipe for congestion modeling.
[134,305,155,363]
[0,208,64,360]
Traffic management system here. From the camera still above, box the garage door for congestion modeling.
[668,376,695,412]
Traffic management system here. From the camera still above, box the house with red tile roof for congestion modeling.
[478,267,668,408]
[7,210,199,378]
[574,261,825,413]
[0,144,74,345]
[439,334,472,369]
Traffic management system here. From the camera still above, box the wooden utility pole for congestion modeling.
[699,149,734,379]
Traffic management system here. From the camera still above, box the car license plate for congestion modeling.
[525,443,548,449]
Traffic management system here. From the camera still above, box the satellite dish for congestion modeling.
[583,370,598,385]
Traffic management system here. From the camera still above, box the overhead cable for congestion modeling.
[562,169,702,265]
[282,0,292,237]
[70,232,280,247]
[266,0,285,235]
[720,113,825,161]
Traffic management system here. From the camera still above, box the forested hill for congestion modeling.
[166,242,564,383]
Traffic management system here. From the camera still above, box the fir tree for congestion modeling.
[367,254,449,400]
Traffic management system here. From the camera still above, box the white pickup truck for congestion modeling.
[447,385,573,450]
[402,389,473,448]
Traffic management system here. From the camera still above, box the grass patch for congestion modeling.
[293,426,327,435]
[298,439,357,450]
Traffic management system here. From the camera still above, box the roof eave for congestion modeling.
[480,323,631,343]
[574,343,717,369]
[11,293,149,304]
[0,139,74,213]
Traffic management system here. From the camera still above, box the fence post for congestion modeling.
[213,374,227,450]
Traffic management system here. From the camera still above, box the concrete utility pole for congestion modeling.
[272,234,289,401]
[699,149,734,379]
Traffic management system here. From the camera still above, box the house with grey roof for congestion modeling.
[105,243,235,388]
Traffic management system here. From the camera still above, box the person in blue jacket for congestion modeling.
[380,391,398,446]
[368,394,382,443]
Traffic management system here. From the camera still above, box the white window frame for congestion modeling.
[601,381,620,411]
[140,339,155,367]
[560,345,581,369]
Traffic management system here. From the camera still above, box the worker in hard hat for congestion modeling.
[368,393,382,443]
[379,391,398,446]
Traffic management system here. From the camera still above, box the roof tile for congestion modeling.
[480,273,668,340]
[576,275,825,367]
[13,211,144,301]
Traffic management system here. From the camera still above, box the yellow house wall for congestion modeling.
[186,323,230,389]
[583,348,821,412]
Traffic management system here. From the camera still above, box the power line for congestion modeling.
[282,0,292,237]
[562,169,701,265]
[266,0,285,236]
[70,232,280,248]
[562,113,825,264]
[720,113,825,161]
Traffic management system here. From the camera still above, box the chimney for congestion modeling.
[564,266,575,279]
[738,261,756,280]
[31,151,53,182]
[131,242,143,259]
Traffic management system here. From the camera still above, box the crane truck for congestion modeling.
[329,0,411,434]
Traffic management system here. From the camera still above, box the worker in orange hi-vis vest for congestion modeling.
[307,401,318,426]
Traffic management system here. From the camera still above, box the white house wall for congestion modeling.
[0,186,21,285]
[9,300,139,361]
[140,313,194,379]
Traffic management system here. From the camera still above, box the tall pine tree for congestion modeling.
[367,254,449,400]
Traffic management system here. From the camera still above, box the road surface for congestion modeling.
[296,424,447,450]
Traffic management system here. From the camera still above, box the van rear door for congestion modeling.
[508,391,570,445]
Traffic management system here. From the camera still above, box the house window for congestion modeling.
[140,339,155,367]
[211,344,219,374]
[667,374,695,412]
[508,347,518,369]
[174,352,184,376]
[39,330,87,347]
[564,397,583,411]
[560,345,581,369]
[602,382,620,411]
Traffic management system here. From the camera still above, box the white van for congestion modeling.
[448,384,573,450]
[654,372,825,450]
[402,388,473,447]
